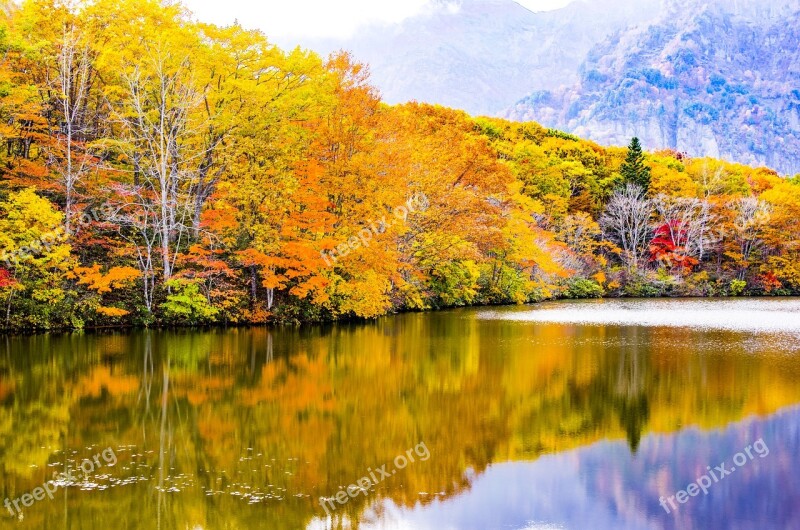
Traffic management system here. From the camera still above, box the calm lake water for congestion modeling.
[1,299,799,529]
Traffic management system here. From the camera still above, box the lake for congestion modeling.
[1,298,799,529]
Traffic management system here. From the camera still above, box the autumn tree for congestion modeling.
[50,18,97,235]
[601,184,653,271]
[70,263,140,319]
[204,41,329,318]
[0,188,72,329]
[760,181,800,290]
[650,195,714,272]
[728,197,771,281]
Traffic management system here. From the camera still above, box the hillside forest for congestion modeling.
[1,0,800,331]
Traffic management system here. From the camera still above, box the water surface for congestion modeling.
[1,299,798,529]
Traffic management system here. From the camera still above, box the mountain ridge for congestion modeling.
[288,0,800,174]
[291,0,662,115]
[506,0,800,174]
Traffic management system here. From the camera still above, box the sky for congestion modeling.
[183,0,576,41]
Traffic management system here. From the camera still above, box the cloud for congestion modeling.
[183,0,429,39]
[182,0,577,40]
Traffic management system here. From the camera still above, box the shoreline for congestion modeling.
[2,294,796,337]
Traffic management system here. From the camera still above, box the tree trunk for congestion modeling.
[250,266,258,305]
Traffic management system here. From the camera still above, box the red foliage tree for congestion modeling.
[0,268,16,288]
[649,221,699,271]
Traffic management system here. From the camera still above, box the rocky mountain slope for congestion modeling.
[297,0,661,116]
[506,0,800,174]
[294,0,800,174]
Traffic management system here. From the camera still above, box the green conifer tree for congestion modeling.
[619,137,651,191]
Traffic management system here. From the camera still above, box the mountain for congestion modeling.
[506,0,800,174]
[291,0,662,116]
[289,0,800,174]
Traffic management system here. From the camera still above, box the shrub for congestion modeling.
[564,278,605,299]
[161,279,219,325]
[729,279,747,296]
[623,273,663,297]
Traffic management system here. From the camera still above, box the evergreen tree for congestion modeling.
[620,137,651,191]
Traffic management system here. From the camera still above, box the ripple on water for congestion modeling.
[477,298,800,336]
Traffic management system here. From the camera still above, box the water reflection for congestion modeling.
[359,405,800,529]
[0,299,798,529]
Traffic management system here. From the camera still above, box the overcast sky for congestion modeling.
[183,0,576,41]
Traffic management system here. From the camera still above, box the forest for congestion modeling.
[1,0,800,331]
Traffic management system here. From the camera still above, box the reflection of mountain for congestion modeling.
[1,302,800,528]
[373,405,800,529]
